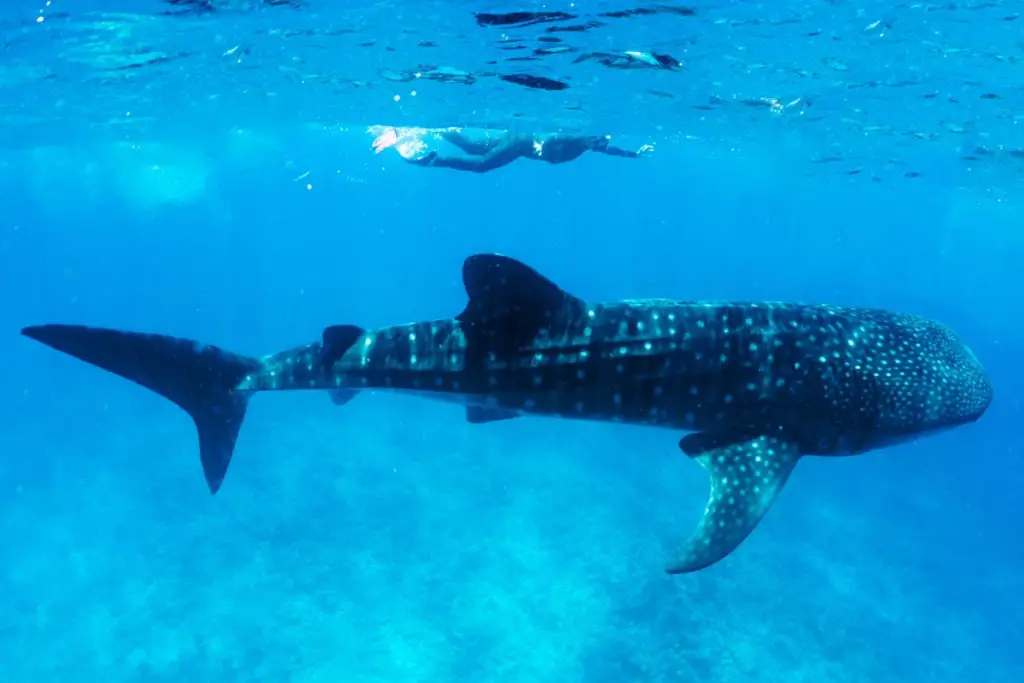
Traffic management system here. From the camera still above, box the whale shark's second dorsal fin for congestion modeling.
[457,254,586,346]
[667,434,802,574]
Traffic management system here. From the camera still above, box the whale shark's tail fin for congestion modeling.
[21,324,261,494]
[667,434,802,574]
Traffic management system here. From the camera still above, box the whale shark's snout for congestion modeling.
[939,329,994,425]
[965,357,994,421]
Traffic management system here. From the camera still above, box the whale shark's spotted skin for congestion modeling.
[20,254,993,574]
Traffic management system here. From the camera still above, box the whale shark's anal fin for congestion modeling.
[21,324,261,494]
[667,434,802,574]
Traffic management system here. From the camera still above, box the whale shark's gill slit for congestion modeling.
[20,324,260,494]
[667,435,801,574]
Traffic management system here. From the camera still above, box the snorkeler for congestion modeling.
[412,130,653,172]
[371,127,653,173]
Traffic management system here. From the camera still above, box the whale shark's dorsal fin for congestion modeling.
[667,434,802,573]
[457,254,586,344]
[321,324,365,371]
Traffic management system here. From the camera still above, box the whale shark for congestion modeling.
[21,254,993,573]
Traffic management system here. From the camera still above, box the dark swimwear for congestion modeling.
[410,131,646,173]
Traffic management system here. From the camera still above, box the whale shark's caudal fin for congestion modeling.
[667,433,801,574]
[21,324,262,494]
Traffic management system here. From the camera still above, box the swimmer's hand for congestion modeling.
[372,127,400,153]
[637,143,655,156]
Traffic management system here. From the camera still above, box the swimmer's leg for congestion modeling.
[439,131,503,156]
[408,141,525,173]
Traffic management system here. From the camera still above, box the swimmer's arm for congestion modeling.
[597,143,655,158]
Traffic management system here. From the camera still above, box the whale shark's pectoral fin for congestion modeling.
[667,434,802,574]
[465,406,519,423]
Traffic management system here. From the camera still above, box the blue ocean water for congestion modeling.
[1,1,1022,681]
